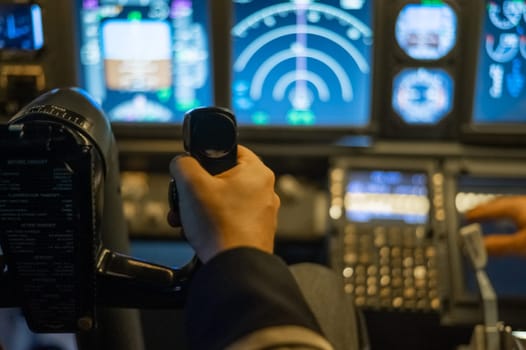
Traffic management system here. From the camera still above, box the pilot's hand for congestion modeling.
[466,196,526,257]
[167,145,280,263]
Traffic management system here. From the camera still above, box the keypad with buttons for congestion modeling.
[341,224,440,311]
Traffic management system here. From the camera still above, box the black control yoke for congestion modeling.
[0,88,237,333]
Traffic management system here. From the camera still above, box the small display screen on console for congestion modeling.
[395,2,457,60]
[345,170,430,224]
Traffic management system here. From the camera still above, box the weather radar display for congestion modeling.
[472,0,526,124]
[232,0,373,127]
[395,2,457,60]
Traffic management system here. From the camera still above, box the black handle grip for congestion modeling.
[169,107,238,215]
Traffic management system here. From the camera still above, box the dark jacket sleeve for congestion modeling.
[185,247,326,350]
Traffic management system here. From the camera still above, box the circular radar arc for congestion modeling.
[250,48,353,101]
[233,25,370,73]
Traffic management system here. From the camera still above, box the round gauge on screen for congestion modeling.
[395,2,457,60]
[392,68,454,125]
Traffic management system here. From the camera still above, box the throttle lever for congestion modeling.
[169,107,238,219]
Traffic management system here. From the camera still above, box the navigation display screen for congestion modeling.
[457,175,526,297]
[77,0,212,123]
[345,170,430,224]
[395,2,457,61]
[232,0,373,127]
[0,4,44,51]
[472,0,526,124]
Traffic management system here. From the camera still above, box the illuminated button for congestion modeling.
[367,285,378,296]
[380,247,390,257]
[433,173,444,186]
[367,266,378,276]
[374,235,387,247]
[391,247,401,258]
[415,226,426,240]
[415,279,427,289]
[355,297,366,307]
[403,257,414,268]
[433,194,444,207]
[342,267,354,278]
[431,298,441,310]
[380,275,391,287]
[331,183,343,195]
[426,246,437,258]
[344,253,358,265]
[414,266,427,279]
[344,284,354,294]
[404,287,416,299]
[393,297,404,308]
[331,168,345,182]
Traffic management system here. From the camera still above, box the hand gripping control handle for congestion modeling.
[169,106,238,214]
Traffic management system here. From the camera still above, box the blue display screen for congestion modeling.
[395,2,457,61]
[345,170,429,224]
[0,4,44,51]
[392,68,454,124]
[232,0,373,127]
[77,0,212,123]
[472,0,526,124]
[457,175,526,297]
